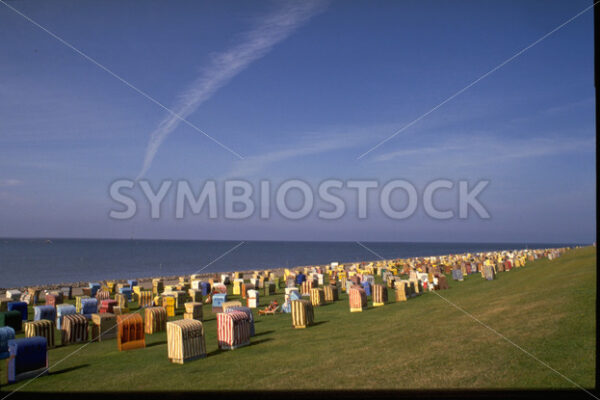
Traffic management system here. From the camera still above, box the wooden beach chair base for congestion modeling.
[169,353,206,364]
[219,342,250,350]
[8,365,48,383]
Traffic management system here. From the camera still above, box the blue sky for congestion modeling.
[0,0,595,243]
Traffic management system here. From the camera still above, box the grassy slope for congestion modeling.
[1,246,595,391]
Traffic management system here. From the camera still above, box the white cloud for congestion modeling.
[137,0,328,179]
[221,123,399,178]
[225,136,353,178]
[372,134,594,165]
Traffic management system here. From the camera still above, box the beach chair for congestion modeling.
[1,311,22,332]
[167,319,206,364]
[183,302,203,321]
[225,306,255,336]
[61,314,89,345]
[372,284,388,307]
[217,311,251,350]
[291,300,314,328]
[116,314,145,351]
[80,298,99,318]
[348,287,367,312]
[7,302,28,321]
[222,301,243,313]
[91,313,117,342]
[56,304,76,330]
[280,300,291,314]
[0,326,16,359]
[212,293,227,313]
[309,288,324,307]
[6,337,48,383]
[247,289,259,308]
[323,285,338,303]
[89,282,101,298]
[145,307,167,334]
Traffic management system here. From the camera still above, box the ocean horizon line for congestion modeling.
[0,236,586,246]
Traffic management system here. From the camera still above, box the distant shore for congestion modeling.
[2,239,583,288]
[1,244,584,294]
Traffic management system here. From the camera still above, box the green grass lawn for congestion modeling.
[1,246,595,392]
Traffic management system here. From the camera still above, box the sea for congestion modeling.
[0,239,580,288]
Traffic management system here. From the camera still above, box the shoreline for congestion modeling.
[1,245,584,294]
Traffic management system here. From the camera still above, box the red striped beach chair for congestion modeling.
[217,311,251,350]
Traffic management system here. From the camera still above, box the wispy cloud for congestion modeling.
[225,135,355,178]
[0,179,22,187]
[373,134,594,165]
[137,0,328,179]
[373,145,464,162]
[221,123,400,178]
[507,97,595,125]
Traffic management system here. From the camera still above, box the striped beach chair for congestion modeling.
[301,280,313,295]
[24,320,55,348]
[323,285,338,303]
[225,306,255,336]
[145,307,167,334]
[95,290,111,301]
[348,287,367,312]
[309,288,324,307]
[167,319,206,364]
[116,314,145,351]
[61,314,88,345]
[372,284,387,307]
[136,286,152,307]
[291,299,314,328]
[217,311,251,350]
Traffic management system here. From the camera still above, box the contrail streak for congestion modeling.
[137,1,328,179]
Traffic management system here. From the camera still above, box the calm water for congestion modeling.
[0,239,578,287]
